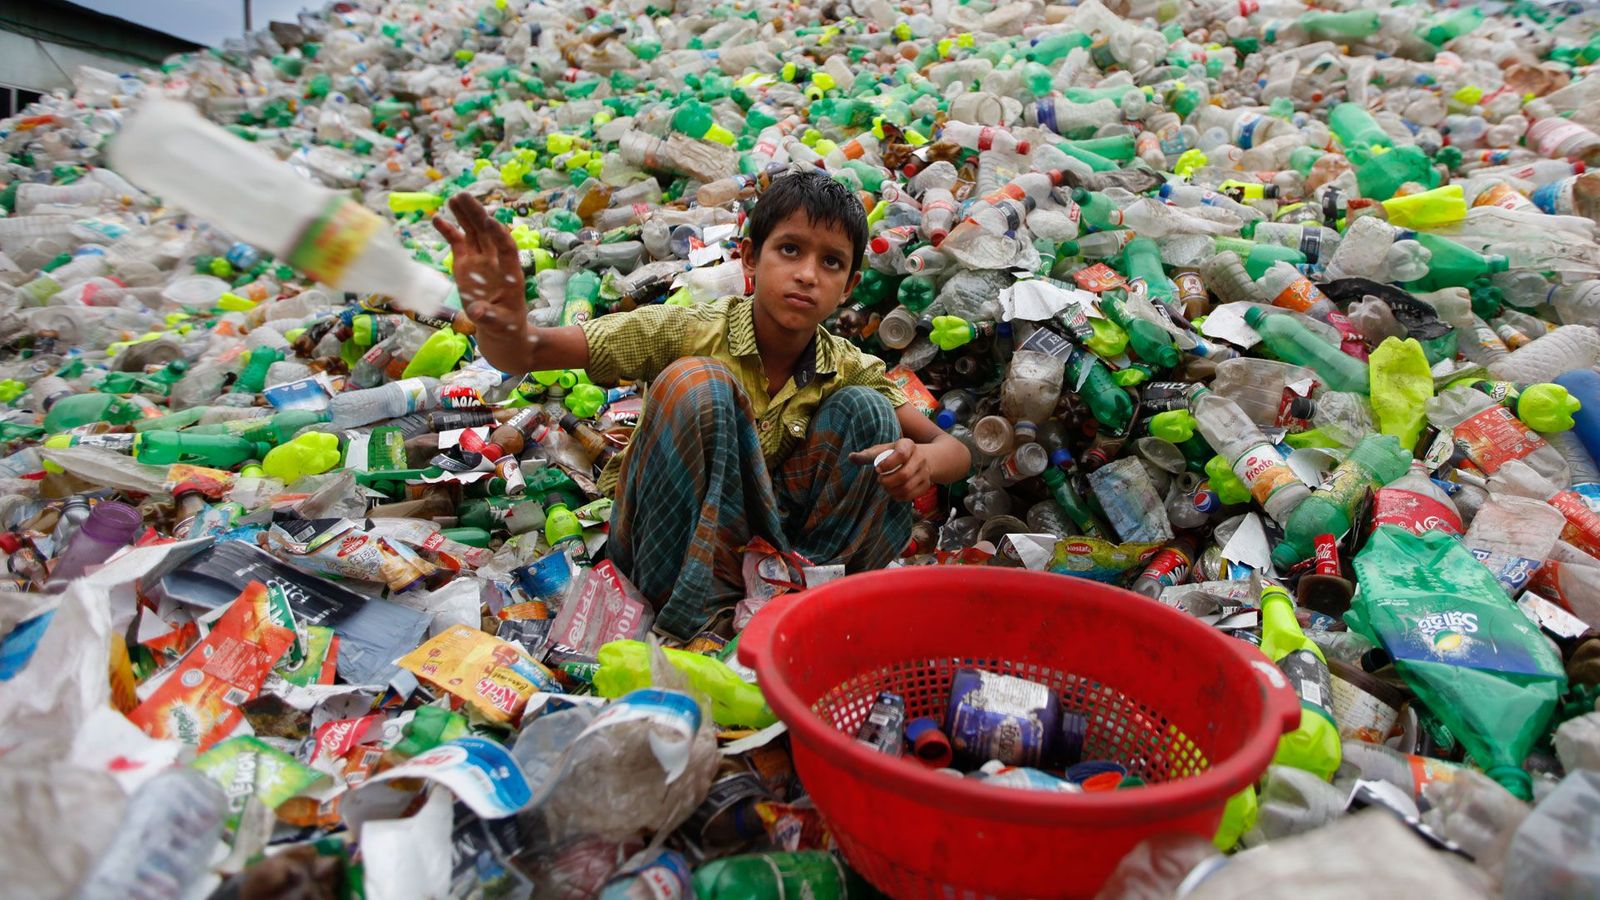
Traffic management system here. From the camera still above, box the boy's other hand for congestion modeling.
[849,437,931,502]
[434,194,530,343]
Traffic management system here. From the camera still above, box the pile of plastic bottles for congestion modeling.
[5,0,1600,895]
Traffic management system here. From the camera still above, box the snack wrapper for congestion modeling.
[192,735,326,828]
[127,582,296,750]
[264,517,436,592]
[395,624,562,723]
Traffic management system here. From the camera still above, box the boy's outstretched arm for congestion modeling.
[849,404,973,502]
[434,193,588,376]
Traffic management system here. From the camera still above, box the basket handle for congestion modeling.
[736,589,806,672]
[1235,641,1303,737]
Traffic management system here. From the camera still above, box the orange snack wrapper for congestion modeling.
[126,581,295,750]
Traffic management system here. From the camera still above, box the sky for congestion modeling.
[73,0,318,47]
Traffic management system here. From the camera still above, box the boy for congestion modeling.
[435,170,971,639]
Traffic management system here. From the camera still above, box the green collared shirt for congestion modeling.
[580,296,907,496]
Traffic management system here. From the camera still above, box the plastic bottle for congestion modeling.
[1555,369,1600,473]
[1245,306,1370,394]
[1488,325,1600,384]
[107,99,453,312]
[1192,392,1311,524]
[330,377,441,429]
[1372,460,1464,537]
[132,432,272,468]
[691,851,875,899]
[1274,434,1411,568]
[1259,583,1342,780]
[45,500,141,589]
[1463,494,1568,596]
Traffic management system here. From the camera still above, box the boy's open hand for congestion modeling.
[434,194,529,342]
[850,437,931,502]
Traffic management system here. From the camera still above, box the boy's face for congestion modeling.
[741,211,860,336]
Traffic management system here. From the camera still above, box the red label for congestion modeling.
[1454,406,1548,475]
[1551,491,1600,558]
[1074,263,1125,293]
[315,714,380,761]
[1312,533,1341,575]
[1371,488,1463,536]
[885,366,937,416]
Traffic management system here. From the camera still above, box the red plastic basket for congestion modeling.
[737,567,1300,899]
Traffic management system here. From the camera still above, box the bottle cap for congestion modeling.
[904,717,953,768]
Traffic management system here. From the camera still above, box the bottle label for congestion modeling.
[1474,181,1538,213]
[1135,544,1193,588]
[1529,119,1594,159]
[1453,405,1549,475]
[1550,490,1600,557]
[1531,176,1577,216]
[1466,548,1541,596]
[1298,229,1323,263]
[1231,443,1301,508]
[1329,675,1399,744]
[1034,99,1059,135]
[1235,112,1264,150]
[1272,275,1326,313]
[287,197,384,287]
[392,377,433,415]
[1371,488,1463,536]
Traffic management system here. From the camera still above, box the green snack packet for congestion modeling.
[1348,527,1566,800]
[192,736,325,828]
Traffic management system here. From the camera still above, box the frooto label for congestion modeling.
[1231,443,1300,507]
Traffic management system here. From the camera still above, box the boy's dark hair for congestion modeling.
[745,168,868,277]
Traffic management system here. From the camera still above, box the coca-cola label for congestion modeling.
[1550,491,1600,558]
[1371,488,1463,537]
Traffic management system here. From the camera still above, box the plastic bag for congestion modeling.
[1367,336,1433,449]
[1348,526,1566,800]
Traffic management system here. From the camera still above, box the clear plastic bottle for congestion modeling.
[1487,325,1600,384]
[1192,392,1311,524]
[1463,494,1568,596]
[1210,356,1317,426]
[999,350,1064,430]
[107,99,453,312]
[1253,765,1348,841]
[1371,460,1463,536]
[329,377,441,429]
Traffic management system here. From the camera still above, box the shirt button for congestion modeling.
[788,422,804,436]
[758,419,771,432]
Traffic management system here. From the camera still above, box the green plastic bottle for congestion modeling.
[1053,142,1119,172]
[231,347,283,395]
[1259,583,1342,780]
[133,432,271,468]
[1418,6,1484,46]
[402,328,471,378]
[1244,307,1370,394]
[43,393,142,432]
[1328,103,1395,153]
[692,852,876,899]
[1297,9,1381,41]
[1066,346,1134,430]
[1351,144,1439,202]
[560,269,601,326]
[1027,30,1092,64]
[1213,236,1305,279]
[1041,465,1108,538]
[1119,237,1176,305]
[1060,134,1137,162]
[261,432,343,482]
[1403,233,1510,292]
[897,274,937,314]
[1272,433,1411,568]
[544,495,588,561]
[186,408,329,445]
[1100,292,1179,368]
[1070,189,1120,231]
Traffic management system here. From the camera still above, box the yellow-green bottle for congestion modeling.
[1260,583,1342,780]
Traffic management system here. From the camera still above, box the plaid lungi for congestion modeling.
[608,357,912,639]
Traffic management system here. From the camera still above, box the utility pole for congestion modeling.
[243,0,253,33]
